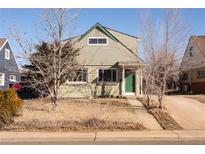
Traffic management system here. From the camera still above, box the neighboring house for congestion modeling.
[180,36,205,93]
[0,38,20,90]
[60,23,143,97]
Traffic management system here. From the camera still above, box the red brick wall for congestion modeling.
[180,82,205,94]
[191,82,205,94]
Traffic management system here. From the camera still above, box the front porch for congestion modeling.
[118,61,143,96]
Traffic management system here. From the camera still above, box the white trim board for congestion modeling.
[0,39,8,51]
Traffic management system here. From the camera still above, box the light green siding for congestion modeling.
[59,24,141,97]
[59,65,121,97]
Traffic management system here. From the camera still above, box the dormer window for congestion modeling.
[88,37,108,45]
[5,48,10,60]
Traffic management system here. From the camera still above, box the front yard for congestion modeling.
[2,98,146,131]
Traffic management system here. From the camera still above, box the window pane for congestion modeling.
[104,70,111,82]
[0,74,3,85]
[73,70,80,81]
[98,38,107,44]
[89,38,97,44]
[72,69,87,82]
[5,49,10,59]
[99,70,103,82]
[0,75,2,83]
[82,70,87,82]
[98,69,117,82]
[198,71,205,77]
[112,70,117,82]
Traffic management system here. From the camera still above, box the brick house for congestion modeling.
[180,36,205,93]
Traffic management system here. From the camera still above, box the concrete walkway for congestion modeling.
[127,99,162,130]
[1,130,205,144]
[164,96,205,129]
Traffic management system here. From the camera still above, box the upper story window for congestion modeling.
[10,75,17,82]
[0,73,5,86]
[189,47,193,57]
[5,48,10,60]
[88,37,108,45]
[198,70,205,78]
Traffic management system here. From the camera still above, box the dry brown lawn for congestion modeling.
[3,98,146,131]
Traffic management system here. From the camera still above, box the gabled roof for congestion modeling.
[104,26,139,39]
[191,36,205,58]
[78,23,119,41]
[0,38,8,51]
[180,36,205,70]
[77,23,143,62]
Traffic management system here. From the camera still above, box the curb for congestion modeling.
[1,130,205,144]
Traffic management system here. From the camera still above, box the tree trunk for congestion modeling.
[146,95,150,108]
[51,94,59,110]
[158,98,162,109]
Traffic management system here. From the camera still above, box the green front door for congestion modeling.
[125,69,135,93]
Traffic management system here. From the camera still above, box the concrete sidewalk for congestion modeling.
[127,99,162,130]
[1,130,205,144]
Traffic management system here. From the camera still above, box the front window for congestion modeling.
[68,69,88,83]
[0,73,5,86]
[88,37,108,45]
[198,71,205,78]
[5,49,10,60]
[98,69,117,82]
[10,75,16,82]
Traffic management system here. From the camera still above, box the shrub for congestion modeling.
[0,88,23,127]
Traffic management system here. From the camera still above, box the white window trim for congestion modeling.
[97,68,118,83]
[198,71,205,77]
[87,37,108,46]
[10,75,17,82]
[66,81,87,85]
[0,39,8,51]
[0,73,5,86]
[5,48,10,60]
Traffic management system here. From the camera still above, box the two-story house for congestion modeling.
[0,38,20,90]
[180,36,205,93]
[59,23,143,97]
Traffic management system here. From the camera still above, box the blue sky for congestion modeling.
[1,8,205,63]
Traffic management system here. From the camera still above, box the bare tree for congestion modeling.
[140,9,188,108]
[12,9,80,109]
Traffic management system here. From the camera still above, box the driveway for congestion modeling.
[164,95,205,130]
[185,95,205,104]
[128,99,162,130]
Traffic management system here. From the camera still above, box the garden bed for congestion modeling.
[3,119,145,132]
